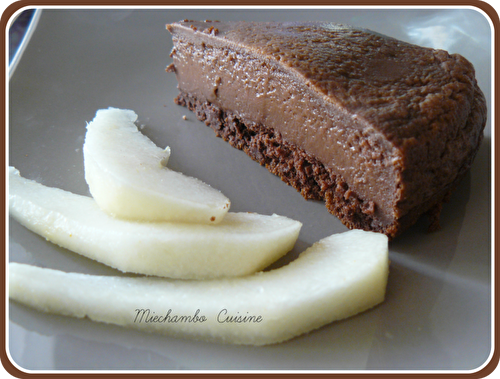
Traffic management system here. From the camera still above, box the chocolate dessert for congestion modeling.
[166,20,486,238]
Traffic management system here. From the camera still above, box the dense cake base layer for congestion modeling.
[174,92,450,239]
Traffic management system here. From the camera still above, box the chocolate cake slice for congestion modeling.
[166,20,486,238]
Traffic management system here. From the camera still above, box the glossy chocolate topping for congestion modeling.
[167,20,486,232]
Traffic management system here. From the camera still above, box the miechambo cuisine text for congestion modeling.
[134,308,263,324]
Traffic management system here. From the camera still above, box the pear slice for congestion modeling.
[9,167,301,279]
[9,229,389,346]
[83,107,230,224]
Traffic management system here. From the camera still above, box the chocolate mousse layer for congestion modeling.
[166,20,487,238]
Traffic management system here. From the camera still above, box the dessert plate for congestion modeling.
[8,9,41,78]
[7,7,492,372]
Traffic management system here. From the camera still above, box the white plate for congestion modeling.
[8,7,492,372]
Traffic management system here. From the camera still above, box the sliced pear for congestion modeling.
[9,229,389,345]
[83,107,230,224]
[8,167,301,279]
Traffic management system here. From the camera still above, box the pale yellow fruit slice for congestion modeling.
[9,167,301,279]
[9,230,388,346]
[83,107,230,224]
